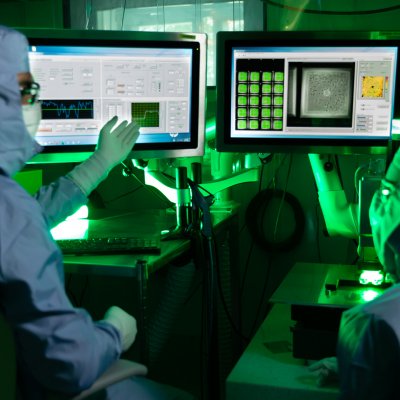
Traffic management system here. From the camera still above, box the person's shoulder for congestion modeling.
[342,284,400,330]
[0,175,38,212]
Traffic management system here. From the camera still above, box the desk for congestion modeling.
[226,302,339,400]
[62,207,241,398]
[227,262,388,399]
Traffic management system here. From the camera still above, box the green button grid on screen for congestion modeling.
[261,108,271,118]
[250,71,260,81]
[238,83,248,94]
[237,108,247,118]
[249,120,259,129]
[262,71,272,81]
[238,71,248,81]
[238,96,247,106]
[261,120,271,130]
[250,96,259,106]
[237,119,247,129]
[273,120,283,130]
[274,84,284,94]
[262,84,272,94]
[250,84,260,94]
[249,108,259,118]
[273,108,283,118]
[273,96,283,106]
[274,71,284,81]
[262,96,271,105]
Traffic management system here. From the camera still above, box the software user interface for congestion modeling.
[231,46,397,140]
[28,45,193,147]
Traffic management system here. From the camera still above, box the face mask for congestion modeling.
[22,101,42,138]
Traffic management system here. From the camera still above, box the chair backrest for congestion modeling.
[0,312,147,400]
[0,312,16,400]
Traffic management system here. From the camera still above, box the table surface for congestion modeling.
[226,302,340,400]
[270,262,387,308]
[62,207,238,276]
[227,262,390,399]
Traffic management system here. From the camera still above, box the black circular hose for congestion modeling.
[245,188,305,252]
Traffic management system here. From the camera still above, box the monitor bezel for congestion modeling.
[20,29,206,163]
[216,31,398,155]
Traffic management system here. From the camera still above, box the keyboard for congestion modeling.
[57,236,161,255]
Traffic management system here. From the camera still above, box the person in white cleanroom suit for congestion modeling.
[309,148,400,400]
[0,26,192,400]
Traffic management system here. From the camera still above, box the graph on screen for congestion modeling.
[131,102,160,128]
[41,99,94,119]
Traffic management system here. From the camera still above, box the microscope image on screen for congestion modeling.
[287,62,355,128]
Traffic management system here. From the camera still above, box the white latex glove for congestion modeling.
[308,356,339,387]
[385,148,400,182]
[67,116,140,196]
[103,306,137,352]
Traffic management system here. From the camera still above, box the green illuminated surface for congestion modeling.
[250,84,260,94]
[261,108,271,118]
[249,120,259,129]
[262,96,271,105]
[51,205,89,240]
[262,84,272,94]
[359,270,385,286]
[262,71,272,81]
[237,96,247,106]
[238,71,248,81]
[249,108,259,118]
[261,120,271,129]
[250,71,260,81]
[237,108,247,118]
[237,120,247,129]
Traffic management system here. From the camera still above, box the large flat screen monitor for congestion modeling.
[20,29,206,163]
[216,31,398,155]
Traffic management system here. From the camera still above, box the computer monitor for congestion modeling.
[20,29,206,163]
[216,31,398,155]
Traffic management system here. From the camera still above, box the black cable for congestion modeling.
[239,162,266,300]
[248,254,274,338]
[213,233,249,343]
[245,188,305,252]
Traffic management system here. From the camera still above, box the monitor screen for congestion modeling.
[20,29,206,163]
[216,31,398,155]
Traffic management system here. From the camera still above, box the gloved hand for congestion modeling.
[308,356,339,387]
[103,306,137,352]
[385,147,400,182]
[67,116,140,196]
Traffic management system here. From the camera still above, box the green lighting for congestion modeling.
[206,119,216,135]
[66,205,89,220]
[51,205,89,240]
[359,270,384,286]
[51,219,89,240]
[362,289,380,302]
